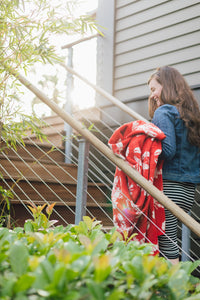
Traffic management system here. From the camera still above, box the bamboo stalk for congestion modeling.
[12,70,200,238]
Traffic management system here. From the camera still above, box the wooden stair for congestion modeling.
[0,112,113,228]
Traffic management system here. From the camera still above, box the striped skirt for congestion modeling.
[158,180,195,260]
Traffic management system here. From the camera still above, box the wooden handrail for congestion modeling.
[61,34,99,49]
[11,70,200,238]
[60,63,148,123]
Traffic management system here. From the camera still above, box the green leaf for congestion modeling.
[168,269,190,299]
[87,281,105,300]
[78,234,91,248]
[64,240,82,254]
[75,220,88,235]
[94,254,112,282]
[0,252,7,264]
[92,237,109,256]
[180,260,200,275]
[49,265,66,289]
[184,294,200,300]
[64,291,80,300]
[106,289,125,300]
[70,255,91,273]
[83,216,93,230]
[39,259,54,283]
[0,273,16,297]
[33,259,54,289]
[24,220,34,233]
[0,228,10,248]
[9,241,29,276]
[126,256,145,282]
[13,274,35,293]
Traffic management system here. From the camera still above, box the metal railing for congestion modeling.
[2,55,200,271]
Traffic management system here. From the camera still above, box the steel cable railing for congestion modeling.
[1,106,200,272]
[3,64,200,270]
[0,138,76,225]
[87,114,200,269]
[0,152,69,226]
[1,121,115,226]
[43,94,200,268]
[1,142,195,266]
[63,68,200,267]
[25,118,200,265]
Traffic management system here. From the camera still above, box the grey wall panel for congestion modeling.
[115,58,200,91]
[116,0,168,19]
[116,22,200,56]
[115,85,150,101]
[115,77,200,103]
[116,12,200,44]
[115,53,200,79]
[115,0,199,31]
[115,47,200,90]
[96,0,200,120]
[115,32,200,66]
[113,0,200,107]
[116,0,139,8]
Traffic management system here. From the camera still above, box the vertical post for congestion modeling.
[64,47,73,163]
[182,212,191,261]
[75,138,90,225]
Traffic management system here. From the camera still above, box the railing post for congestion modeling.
[64,47,73,163]
[182,213,191,261]
[75,138,90,225]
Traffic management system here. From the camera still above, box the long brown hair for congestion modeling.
[148,66,200,148]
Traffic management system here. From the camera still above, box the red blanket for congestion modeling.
[108,120,166,254]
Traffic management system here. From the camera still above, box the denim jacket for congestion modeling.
[152,104,200,184]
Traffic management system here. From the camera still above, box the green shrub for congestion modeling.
[0,208,199,299]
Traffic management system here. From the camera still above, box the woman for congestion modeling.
[148,66,200,264]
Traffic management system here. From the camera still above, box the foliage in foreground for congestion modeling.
[0,206,200,300]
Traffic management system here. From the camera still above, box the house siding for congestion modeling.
[97,0,200,122]
[114,0,200,104]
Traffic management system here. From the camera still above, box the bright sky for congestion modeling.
[76,0,98,14]
[22,0,98,118]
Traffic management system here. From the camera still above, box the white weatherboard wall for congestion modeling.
[97,0,200,123]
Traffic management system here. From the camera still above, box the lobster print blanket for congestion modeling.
[108,120,166,254]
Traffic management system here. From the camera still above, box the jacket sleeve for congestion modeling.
[152,105,176,160]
